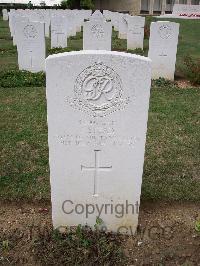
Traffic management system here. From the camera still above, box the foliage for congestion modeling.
[152,77,177,88]
[127,48,145,56]
[60,0,94,9]
[27,1,33,8]
[48,46,79,55]
[60,0,69,9]
[181,56,200,85]
[0,70,45,88]
[34,225,125,265]
[144,25,150,39]
[195,221,200,232]
[2,240,9,252]
[80,0,94,9]
[40,1,46,6]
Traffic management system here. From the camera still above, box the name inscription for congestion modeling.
[56,119,139,148]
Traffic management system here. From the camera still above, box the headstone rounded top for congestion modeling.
[90,10,104,21]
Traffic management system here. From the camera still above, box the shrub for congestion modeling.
[127,48,144,56]
[152,77,177,88]
[80,0,94,9]
[34,225,125,265]
[144,25,150,39]
[0,70,45,88]
[48,46,79,55]
[181,56,200,85]
[60,0,68,8]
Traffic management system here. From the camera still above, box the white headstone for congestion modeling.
[2,9,8,21]
[173,4,200,14]
[8,10,16,37]
[17,21,46,73]
[91,10,105,21]
[127,16,145,50]
[65,13,77,37]
[111,12,119,31]
[103,10,112,21]
[148,21,179,80]
[83,16,112,50]
[118,14,128,39]
[46,50,151,235]
[13,15,29,46]
[51,16,68,48]
[43,10,51,38]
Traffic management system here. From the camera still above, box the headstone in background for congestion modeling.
[43,10,51,38]
[103,10,111,21]
[51,16,68,49]
[118,14,128,39]
[46,50,151,234]
[16,21,45,73]
[65,13,77,37]
[12,15,29,46]
[148,21,179,80]
[91,10,105,21]
[8,9,16,38]
[173,4,200,15]
[127,16,145,50]
[2,9,8,21]
[83,14,112,50]
[110,12,119,32]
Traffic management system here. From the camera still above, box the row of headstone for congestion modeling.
[8,9,92,43]
[7,9,92,72]
[83,10,145,51]
[158,4,200,19]
[2,8,182,234]
[83,11,179,81]
[173,4,200,15]
[5,8,180,80]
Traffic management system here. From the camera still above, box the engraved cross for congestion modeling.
[29,50,33,68]
[81,150,112,196]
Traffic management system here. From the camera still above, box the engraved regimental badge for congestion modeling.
[158,25,172,39]
[67,62,130,117]
[23,24,38,39]
[91,25,105,39]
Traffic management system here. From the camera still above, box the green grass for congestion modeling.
[143,87,200,201]
[0,86,50,200]
[0,16,199,201]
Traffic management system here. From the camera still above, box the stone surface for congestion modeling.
[127,16,145,50]
[83,16,112,50]
[91,10,105,21]
[148,21,179,80]
[118,13,128,39]
[2,9,8,21]
[173,4,200,14]
[157,4,200,19]
[51,16,68,48]
[110,12,119,31]
[46,50,151,234]
[16,21,45,72]
[13,15,29,46]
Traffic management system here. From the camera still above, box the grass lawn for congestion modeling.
[0,16,200,202]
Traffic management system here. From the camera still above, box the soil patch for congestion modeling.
[0,201,199,265]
